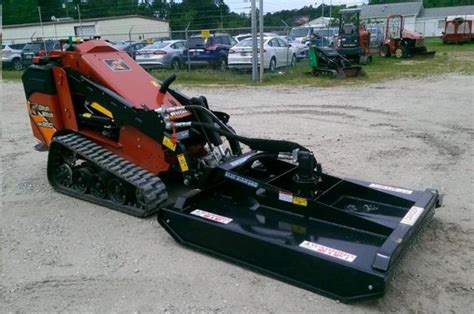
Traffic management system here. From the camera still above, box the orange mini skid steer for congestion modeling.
[22,39,441,302]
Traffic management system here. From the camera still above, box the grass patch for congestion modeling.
[2,70,23,81]
[3,38,473,87]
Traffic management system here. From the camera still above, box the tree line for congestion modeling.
[3,0,472,29]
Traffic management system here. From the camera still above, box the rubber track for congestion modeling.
[50,133,168,217]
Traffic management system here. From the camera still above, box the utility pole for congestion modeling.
[259,0,264,83]
[76,4,83,38]
[251,0,258,82]
[37,6,47,51]
[329,0,332,22]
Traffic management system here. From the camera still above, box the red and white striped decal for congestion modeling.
[191,209,233,224]
[299,241,357,262]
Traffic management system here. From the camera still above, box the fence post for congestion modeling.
[251,0,258,82]
[128,26,134,42]
[259,0,264,83]
[186,22,191,73]
[281,20,290,67]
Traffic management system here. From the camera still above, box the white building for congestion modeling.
[308,17,333,28]
[2,15,170,44]
[360,2,474,37]
[360,2,423,32]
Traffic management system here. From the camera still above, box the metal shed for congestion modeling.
[2,15,170,44]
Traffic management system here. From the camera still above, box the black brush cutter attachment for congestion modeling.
[158,150,441,302]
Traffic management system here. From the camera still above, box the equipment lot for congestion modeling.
[1,75,473,312]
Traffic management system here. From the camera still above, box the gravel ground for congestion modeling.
[1,76,473,312]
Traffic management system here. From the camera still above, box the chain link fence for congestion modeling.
[2,19,449,80]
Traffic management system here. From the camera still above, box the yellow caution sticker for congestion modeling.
[162,136,176,151]
[91,102,113,119]
[177,154,189,172]
[292,196,308,207]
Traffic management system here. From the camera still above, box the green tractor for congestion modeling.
[308,44,363,78]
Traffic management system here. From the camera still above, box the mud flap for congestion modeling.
[158,168,440,302]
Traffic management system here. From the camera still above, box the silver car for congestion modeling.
[136,40,186,70]
[2,43,25,70]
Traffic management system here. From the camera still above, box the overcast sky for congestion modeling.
[225,0,369,14]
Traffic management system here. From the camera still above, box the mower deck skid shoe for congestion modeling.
[158,153,441,302]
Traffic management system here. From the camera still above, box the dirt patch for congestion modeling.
[1,75,473,312]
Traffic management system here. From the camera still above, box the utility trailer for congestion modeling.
[442,15,474,44]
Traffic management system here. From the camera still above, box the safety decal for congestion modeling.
[400,206,424,226]
[104,59,131,72]
[292,196,308,207]
[30,103,53,118]
[279,191,308,207]
[29,102,55,129]
[168,108,191,120]
[37,121,54,128]
[162,136,176,151]
[177,154,189,172]
[191,209,233,224]
[224,172,258,188]
[369,183,413,195]
[299,241,357,262]
[278,191,293,202]
[90,102,113,119]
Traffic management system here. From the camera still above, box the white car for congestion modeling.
[283,37,309,59]
[233,32,280,43]
[2,43,25,70]
[228,36,296,71]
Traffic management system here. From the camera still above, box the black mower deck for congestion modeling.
[158,152,441,302]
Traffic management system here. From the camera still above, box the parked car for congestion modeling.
[285,37,309,59]
[228,36,297,71]
[114,42,147,59]
[314,27,339,47]
[21,40,61,68]
[234,32,279,43]
[367,26,384,48]
[2,43,25,70]
[234,34,252,43]
[184,33,236,70]
[136,40,186,70]
[144,36,171,44]
[289,26,314,46]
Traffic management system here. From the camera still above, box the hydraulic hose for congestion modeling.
[187,122,309,154]
[158,103,311,153]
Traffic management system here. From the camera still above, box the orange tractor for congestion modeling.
[21,38,441,302]
[380,14,435,58]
